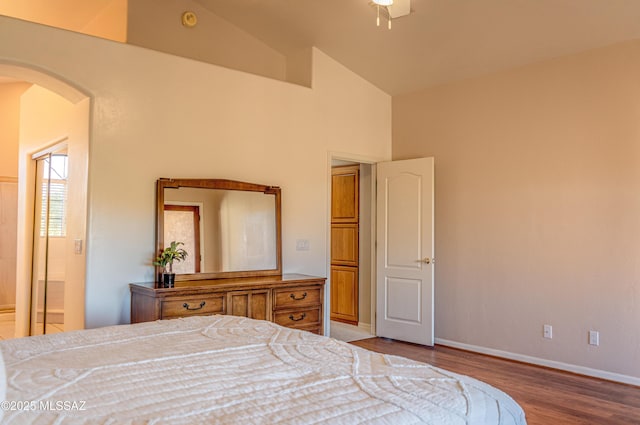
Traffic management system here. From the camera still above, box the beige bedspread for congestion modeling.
[0,315,526,424]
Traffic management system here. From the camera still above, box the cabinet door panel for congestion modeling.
[331,166,359,223]
[330,266,358,324]
[250,291,269,320]
[227,290,271,321]
[227,292,249,317]
[331,224,359,266]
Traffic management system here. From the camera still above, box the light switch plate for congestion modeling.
[74,239,83,255]
[296,239,310,251]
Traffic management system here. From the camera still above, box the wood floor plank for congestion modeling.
[351,338,640,425]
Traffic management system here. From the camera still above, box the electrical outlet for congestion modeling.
[589,330,599,346]
[543,324,553,339]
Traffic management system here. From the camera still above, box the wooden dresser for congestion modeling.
[130,274,325,335]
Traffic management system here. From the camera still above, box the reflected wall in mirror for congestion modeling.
[156,179,281,282]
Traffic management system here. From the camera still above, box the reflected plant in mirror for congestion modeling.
[153,241,188,288]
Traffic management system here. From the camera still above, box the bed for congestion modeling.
[0,315,527,424]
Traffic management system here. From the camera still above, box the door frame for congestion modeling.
[163,202,204,273]
[326,151,385,337]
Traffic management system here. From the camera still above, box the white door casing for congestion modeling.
[376,157,434,345]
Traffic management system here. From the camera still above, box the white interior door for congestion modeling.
[376,157,434,345]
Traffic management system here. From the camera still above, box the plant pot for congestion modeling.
[162,273,176,288]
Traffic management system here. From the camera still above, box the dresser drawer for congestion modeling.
[273,306,321,328]
[161,295,225,318]
[273,287,322,310]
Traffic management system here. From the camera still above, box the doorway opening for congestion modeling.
[327,155,435,346]
[328,157,376,343]
[0,63,90,339]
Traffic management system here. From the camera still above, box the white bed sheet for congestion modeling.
[0,315,526,424]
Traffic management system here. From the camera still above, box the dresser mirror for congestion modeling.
[156,178,282,282]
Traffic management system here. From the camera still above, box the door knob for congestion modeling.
[420,257,431,264]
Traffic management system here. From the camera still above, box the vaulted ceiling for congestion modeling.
[3,1,640,95]
[196,0,640,94]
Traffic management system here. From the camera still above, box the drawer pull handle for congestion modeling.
[289,313,307,322]
[183,301,206,311]
[289,292,307,301]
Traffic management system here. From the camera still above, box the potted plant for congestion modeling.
[153,241,188,288]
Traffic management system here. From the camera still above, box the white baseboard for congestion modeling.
[435,338,640,387]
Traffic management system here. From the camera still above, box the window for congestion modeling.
[40,154,68,237]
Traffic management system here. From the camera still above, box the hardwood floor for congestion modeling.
[351,338,640,425]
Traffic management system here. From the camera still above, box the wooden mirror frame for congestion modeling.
[156,178,282,282]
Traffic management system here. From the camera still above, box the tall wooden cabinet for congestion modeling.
[330,165,359,325]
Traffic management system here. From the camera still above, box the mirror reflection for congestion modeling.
[164,187,277,274]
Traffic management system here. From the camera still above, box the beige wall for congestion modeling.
[0,180,17,310]
[127,0,287,82]
[0,82,29,312]
[0,0,126,42]
[393,40,640,380]
[81,0,127,42]
[0,82,30,177]
[0,16,391,329]
[16,85,89,335]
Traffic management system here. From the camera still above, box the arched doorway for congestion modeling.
[0,63,90,338]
